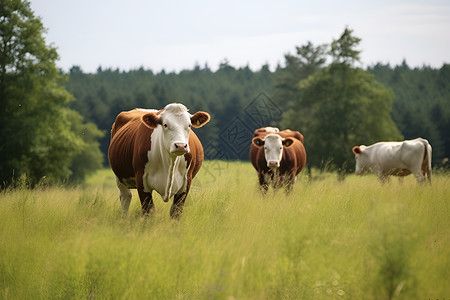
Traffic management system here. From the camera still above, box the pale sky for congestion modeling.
[30,0,450,73]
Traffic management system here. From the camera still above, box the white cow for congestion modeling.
[352,138,432,184]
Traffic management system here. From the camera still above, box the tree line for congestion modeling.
[1,1,449,187]
[65,29,450,174]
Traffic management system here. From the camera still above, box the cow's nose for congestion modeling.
[172,142,189,155]
[268,161,279,168]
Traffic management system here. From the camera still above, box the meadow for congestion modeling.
[0,161,449,299]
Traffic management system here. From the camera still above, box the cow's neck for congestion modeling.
[165,155,181,201]
[144,127,188,202]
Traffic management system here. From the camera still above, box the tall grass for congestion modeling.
[0,161,449,299]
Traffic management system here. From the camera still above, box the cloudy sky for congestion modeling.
[30,0,450,73]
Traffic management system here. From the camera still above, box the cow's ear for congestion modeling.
[283,138,294,147]
[191,111,211,128]
[352,146,362,154]
[142,112,161,129]
[252,137,264,147]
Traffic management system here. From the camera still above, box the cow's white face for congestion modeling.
[160,106,192,155]
[352,145,370,175]
[142,103,210,156]
[252,134,294,169]
[263,134,283,168]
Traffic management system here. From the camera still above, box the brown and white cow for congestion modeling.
[250,128,307,193]
[108,103,210,218]
[352,137,432,184]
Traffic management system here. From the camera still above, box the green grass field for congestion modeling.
[1,161,449,299]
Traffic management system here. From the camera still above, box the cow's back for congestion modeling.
[111,110,143,138]
[253,127,279,137]
[253,128,304,144]
[278,129,304,144]
[280,138,307,176]
[109,110,153,181]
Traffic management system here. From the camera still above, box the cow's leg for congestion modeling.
[170,178,191,219]
[258,172,269,194]
[425,167,432,185]
[424,168,432,185]
[138,189,154,215]
[413,171,426,185]
[284,172,296,194]
[116,177,132,215]
[171,192,187,219]
[274,173,284,190]
[376,171,390,184]
[136,174,154,215]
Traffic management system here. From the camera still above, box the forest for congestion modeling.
[1,0,449,186]
[65,55,450,169]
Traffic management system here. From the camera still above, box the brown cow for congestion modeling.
[108,103,210,218]
[249,128,307,193]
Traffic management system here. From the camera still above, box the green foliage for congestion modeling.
[329,27,362,65]
[66,109,104,184]
[0,0,103,186]
[274,41,327,109]
[0,162,449,299]
[280,29,402,173]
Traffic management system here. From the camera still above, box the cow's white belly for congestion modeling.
[377,159,409,172]
[142,154,188,202]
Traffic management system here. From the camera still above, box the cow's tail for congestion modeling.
[420,138,432,184]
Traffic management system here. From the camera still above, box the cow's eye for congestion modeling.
[163,124,168,128]
[188,124,192,129]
